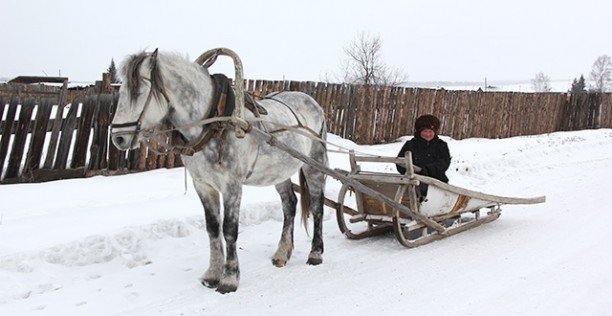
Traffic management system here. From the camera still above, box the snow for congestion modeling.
[1,129,611,315]
[402,79,574,92]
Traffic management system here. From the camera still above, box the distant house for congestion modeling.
[8,76,68,85]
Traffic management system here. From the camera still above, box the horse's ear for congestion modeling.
[151,48,159,59]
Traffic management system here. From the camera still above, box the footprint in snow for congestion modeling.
[32,305,46,311]
[125,292,139,301]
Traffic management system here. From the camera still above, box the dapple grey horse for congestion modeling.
[110,50,327,293]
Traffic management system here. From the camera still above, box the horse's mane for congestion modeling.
[122,52,147,101]
[121,51,169,104]
[122,51,209,107]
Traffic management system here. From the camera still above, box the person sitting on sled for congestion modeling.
[396,114,451,199]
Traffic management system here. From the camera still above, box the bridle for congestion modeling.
[110,76,170,149]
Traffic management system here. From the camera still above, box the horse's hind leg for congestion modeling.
[302,149,326,265]
[193,180,224,289]
[272,179,297,267]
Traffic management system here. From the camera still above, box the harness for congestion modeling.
[170,74,237,157]
[167,74,271,161]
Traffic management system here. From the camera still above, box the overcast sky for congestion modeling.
[1,0,610,84]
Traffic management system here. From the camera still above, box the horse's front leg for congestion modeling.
[216,184,243,294]
[193,180,224,288]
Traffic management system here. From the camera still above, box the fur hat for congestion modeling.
[414,114,440,133]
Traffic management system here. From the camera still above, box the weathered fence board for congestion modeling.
[602,94,612,128]
[5,99,35,179]
[0,98,6,134]
[43,102,66,169]
[0,98,19,176]
[23,99,52,173]
[54,99,79,170]
[71,96,96,169]
[97,95,113,171]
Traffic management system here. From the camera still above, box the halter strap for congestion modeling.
[110,84,158,148]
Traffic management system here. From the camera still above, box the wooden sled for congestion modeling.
[335,151,546,248]
[234,118,545,249]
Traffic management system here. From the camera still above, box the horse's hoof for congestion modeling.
[201,278,219,288]
[272,258,287,267]
[216,283,238,294]
[306,257,323,265]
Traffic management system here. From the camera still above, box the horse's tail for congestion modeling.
[299,120,327,234]
[299,169,310,234]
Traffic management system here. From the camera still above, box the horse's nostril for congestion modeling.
[115,136,125,146]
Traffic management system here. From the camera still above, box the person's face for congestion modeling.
[420,128,435,141]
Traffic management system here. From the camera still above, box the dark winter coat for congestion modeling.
[396,135,451,183]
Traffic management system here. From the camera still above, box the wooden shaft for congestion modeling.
[194,48,245,138]
[413,174,546,204]
[290,183,358,215]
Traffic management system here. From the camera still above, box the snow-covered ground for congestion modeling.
[0,129,611,315]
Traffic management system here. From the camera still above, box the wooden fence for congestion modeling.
[248,81,611,144]
[1,80,611,184]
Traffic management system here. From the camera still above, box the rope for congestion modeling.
[184,166,188,195]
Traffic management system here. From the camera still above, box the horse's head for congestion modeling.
[111,49,171,150]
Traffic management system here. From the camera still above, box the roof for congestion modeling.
[8,76,69,84]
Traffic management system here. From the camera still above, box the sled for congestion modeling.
[333,150,546,247]
[241,120,545,248]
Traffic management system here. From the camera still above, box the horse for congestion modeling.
[110,49,327,293]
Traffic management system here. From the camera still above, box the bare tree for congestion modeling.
[531,72,552,92]
[589,54,612,92]
[340,32,407,86]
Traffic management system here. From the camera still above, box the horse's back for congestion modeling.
[258,91,325,132]
[240,91,326,186]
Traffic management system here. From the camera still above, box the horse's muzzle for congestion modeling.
[111,121,141,150]
[111,135,127,150]
[111,134,133,150]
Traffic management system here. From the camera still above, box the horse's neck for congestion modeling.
[165,60,214,140]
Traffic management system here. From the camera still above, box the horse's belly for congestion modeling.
[243,155,302,186]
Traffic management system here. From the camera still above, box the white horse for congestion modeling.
[110,50,327,293]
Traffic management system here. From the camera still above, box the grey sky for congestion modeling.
[1,0,610,83]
